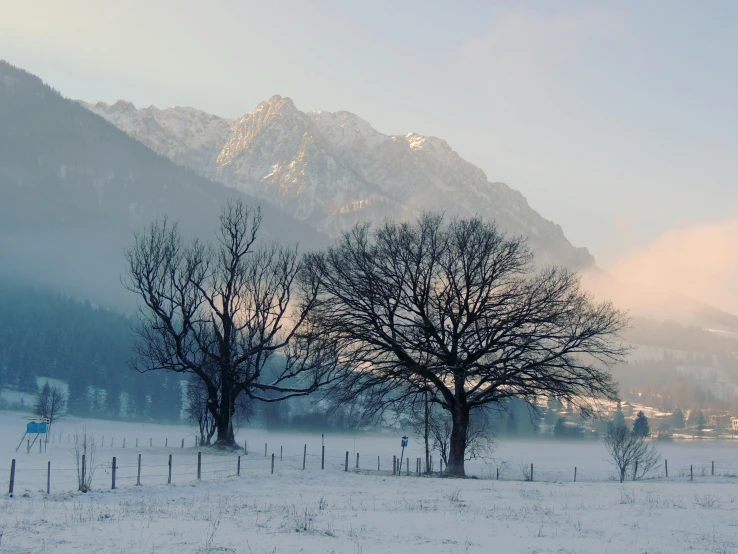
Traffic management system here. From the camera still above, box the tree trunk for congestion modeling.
[447,397,469,477]
[211,382,237,448]
[424,389,430,474]
[214,412,235,447]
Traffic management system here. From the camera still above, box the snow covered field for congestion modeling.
[1,412,737,553]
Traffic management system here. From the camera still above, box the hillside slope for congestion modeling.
[0,62,328,306]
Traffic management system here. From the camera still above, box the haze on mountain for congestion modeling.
[0,56,735,336]
[82,94,738,333]
[0,61,327,307]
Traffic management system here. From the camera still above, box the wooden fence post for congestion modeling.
[46,461,50,494]
[665,459,668,478]
[345,451,349,472]
[531,463,534,482]
[356,453,359,469]
[197,452,202,480]
[574,467,577,482]
[244,441,248,455]
[322,446,325,470]
[136,454,142,486]
[280,446,283,462]
[150,438,152,447]
[303,444,307,470]
[165,439,168,448]
[271,453,275,475]
[406,458,409,476]
[168,454,172,484]
[378,456,380,472]
[182,438,185,449]
[136,438,138,448]
[712,461,715,476]
[265,443,267,457]
[112,457,116,489]
[8,459,15,496]
[690,464,693,481]
[632,461,638,481]
[237,455,241,476]
[393,455,396,475]
[123,439,125,449]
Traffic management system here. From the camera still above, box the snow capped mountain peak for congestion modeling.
[110,99,136,112]
[83,97,594,268]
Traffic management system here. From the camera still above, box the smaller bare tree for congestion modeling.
[35,382,66,424]
[605,423,660,483]
[425,404,494,471]
[72,427,97,492]
[185,370,253,446]
[185,377,217,446]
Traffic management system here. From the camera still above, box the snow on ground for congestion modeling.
[1,412,737,553]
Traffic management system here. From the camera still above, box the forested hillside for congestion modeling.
[0,281,182,421]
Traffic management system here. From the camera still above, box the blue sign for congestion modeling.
[27,421,47,434]
[401,436,408,447]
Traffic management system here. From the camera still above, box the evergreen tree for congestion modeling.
[612,401,626,428]
[671,408,685,429]
[554,417,583,439]
[632,411,650,437]
[545,396,563,425]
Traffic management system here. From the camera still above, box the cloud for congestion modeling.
[583,219,738,321]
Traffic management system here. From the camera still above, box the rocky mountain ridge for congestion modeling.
[83,95,594,269]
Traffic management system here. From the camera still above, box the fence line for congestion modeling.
[6,440,738,498]
[8,431,738,495]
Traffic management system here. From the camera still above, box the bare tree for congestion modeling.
[185,376,217,446]
[72,427,97,492]
[34,382,66,424]
[125,200,341,447]
[605,423,660,482]
[302,214,629,476]
[407,385,434,474]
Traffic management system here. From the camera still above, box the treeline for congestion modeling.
[0,280,181,421]
[0,280,357,429]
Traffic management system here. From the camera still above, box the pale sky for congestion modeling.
[2,0,736,282]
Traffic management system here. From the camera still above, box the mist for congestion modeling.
[583,219,738,330]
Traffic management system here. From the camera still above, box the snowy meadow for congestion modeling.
[0,412,737,553]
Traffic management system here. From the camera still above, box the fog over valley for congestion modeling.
[1,3,737,552]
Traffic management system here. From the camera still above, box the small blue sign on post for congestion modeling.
[399,436,409,473]
[27,421,47,434]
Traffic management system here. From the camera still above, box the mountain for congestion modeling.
[0,61,328,307]
[83,96,594,269]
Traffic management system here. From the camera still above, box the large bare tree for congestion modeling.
[302,214,629,476]
[125,200,339,447]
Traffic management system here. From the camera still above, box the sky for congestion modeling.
[2,0,736,311]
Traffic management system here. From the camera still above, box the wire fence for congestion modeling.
[6,435,738,497]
